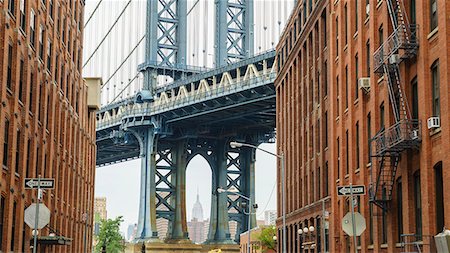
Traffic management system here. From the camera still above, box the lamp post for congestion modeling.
[229,142,286,253]
[217,187,256,253]
[298,226,315,252]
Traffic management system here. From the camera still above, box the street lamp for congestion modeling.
[217,187,257,253]
[229,141,286,253]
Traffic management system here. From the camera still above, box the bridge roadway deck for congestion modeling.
[96,50,277,167]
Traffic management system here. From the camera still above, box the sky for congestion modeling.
[85,0,295,236]
[95,143,277,235]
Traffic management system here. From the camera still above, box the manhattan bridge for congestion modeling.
[87,0,293,245]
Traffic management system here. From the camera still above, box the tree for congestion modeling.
[94,216,125,253]
[257,226,277,252]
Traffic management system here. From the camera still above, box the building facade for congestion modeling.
[276,0,449,252]
[0,0,98,252]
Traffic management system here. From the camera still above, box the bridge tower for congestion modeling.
[132,0,257,245]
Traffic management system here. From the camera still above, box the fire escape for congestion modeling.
[369,0,420,210]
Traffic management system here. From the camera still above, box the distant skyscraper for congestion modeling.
[94,197,108,220]
[127,223,138,241]
[264,210,277,225]
[187,191,207,243]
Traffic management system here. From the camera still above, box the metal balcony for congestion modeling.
[373,24,419,73]
[371,120,421,157]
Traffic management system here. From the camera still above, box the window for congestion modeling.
[345,130,349,174]
[435,162,444,232]
[345,65,348,108]
[431,60,440,117]
[430,0,438,31]
[6,43,14,91]
[15,129,21,174]
[39,25,44,60]
[355,55,359,99]
[324,162,329,196]
[0,196,4,249]
[325,111,328,148]
[411,77,418,119]
[410,0,416,24]
[366,41,370,76]
[30,9,36,47]
[324,61,328,97]
[335,17,339,57]
[356,122,360,169]
[317,167,321,199]
[26,139,31,178]
[308,0,312,14]
[378,25,384,47]
[336,76,340,116]
[367,113,371,160]
[10,201,16,251]
[29,72,34,112]
[369,203,374,243]
[355,0,358,32]
[18,59,24,102]
[397,178,403,242]
[337,137,340,180]
[8,0,15,16]
[303,2,306,24]
[49,0,54,19]
[322,12,327,48]
[414,172,422,239]
[380,103,385,130]
[20,0,26,31]
[344,4,348,45]
[382,186,388,243]
[3,119,10,167]
[47,39,52,72]
[365,0,370,18]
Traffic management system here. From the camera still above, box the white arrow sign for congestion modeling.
[337,185,365,196]
[24,178,55,189]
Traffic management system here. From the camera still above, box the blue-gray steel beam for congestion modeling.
[132,128,159,240]
[242,147,256,230]
[142,0,188,93]
[168,141,189,240]
[215,0,254,67]
[207,140,233,243]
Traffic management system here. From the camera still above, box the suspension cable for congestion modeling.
[109,72,140,104]
[101,34,146,89]
[84,0,103,28]
[83,0,133,69]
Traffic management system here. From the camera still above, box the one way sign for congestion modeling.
[24,178,55,189]
[337,185,365,196]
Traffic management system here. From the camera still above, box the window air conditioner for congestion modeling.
[427,117,440,129]
[358,78,370,93]
[411,129,419,140]
[389,54,400,65]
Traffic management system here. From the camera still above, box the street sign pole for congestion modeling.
[33,175,41,253]
[350,184,357,253]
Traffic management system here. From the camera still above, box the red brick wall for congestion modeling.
[276,0,449,252]
[0,0,96,252]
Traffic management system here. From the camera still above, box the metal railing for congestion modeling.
[96,73,276,130]
[373,24,418,73]
[371,120,421,157]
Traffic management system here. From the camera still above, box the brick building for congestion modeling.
[0,0,98,252]
[276,0,449,252]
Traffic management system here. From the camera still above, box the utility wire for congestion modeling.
[84,0,103,28]
[83,0,133,69]
[101,34,146,89]
[257,181,277,217]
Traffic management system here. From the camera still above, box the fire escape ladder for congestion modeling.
[370,0,420,209]
[371,154,400,210]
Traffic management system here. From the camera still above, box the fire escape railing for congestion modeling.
[374,24,418,73]
[371,120,421,157]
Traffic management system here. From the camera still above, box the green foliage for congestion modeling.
[257,226,277,251]
[94,216,125,253]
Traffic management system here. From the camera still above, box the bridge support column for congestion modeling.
[241,147,257,231]
[135,128,159,241]
[206,140,233,244]
[167,141,190,242]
